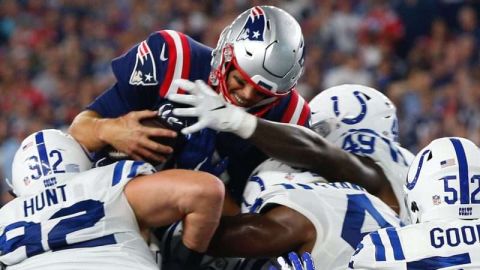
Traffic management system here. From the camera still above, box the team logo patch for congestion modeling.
[129,41,158,86]
[237,6,266,42]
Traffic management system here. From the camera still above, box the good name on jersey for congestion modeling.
[23,185,67,217]
[430,224,480,248]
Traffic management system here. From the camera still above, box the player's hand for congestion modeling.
[176,128,229,177]
[168,79,257,138]
[99,110,177,163]
[270,252,315,270]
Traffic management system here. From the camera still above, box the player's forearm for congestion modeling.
[250,119,384,192]
[69,110,111,151]
[249,119,332,172]
[207,214,293,257]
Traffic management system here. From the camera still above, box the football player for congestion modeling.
[170,81,414,221]
[350,137,480,269]
[209,176,400,269]
[68,6,310,202]
[162,166,401,270]
[0,129,224,270]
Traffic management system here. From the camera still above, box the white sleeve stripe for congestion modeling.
[289,96,305,124]
[164,30,186,97]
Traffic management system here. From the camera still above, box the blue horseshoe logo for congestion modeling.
[331,91,367,125]
[406,149,431,190]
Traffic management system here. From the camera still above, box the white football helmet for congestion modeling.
[405,137,480,223]
[209,6,305,106]
[8,129,93,196]
[309,84,398,143]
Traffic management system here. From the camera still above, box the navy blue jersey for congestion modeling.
[86,30,311,201]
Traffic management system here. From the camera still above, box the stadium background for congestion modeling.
[1,0,480,206]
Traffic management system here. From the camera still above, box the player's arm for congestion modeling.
[70,31,183,161]
[169,80,386,196]
[207,205,315,257]
[124,169,224,252]
[249,119,386,194]
[69,109,176,163]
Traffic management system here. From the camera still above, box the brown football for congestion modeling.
[140,116,178,148]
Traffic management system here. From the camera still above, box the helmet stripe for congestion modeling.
[450,138,470,204]
[35,131,51,176]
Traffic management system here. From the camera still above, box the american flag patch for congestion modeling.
[22,141,33,151]
[440,159,456,168]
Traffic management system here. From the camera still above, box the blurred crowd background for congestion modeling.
[1,0,480,205]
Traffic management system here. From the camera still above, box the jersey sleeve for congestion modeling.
[349,229,406,270]
[257,90,311,127]
[279,90,311,127]
[107,160,156,195]
[257,184,324,233]
[86,30,211,117]
[336,129,414,221]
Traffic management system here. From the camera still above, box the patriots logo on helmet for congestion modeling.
[237,6,265,42]
[129,41,158,86]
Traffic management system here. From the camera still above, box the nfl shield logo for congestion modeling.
[432,195,441,205]
[23,176,31,186]
[284,173,294,181]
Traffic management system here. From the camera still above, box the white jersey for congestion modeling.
[333,129,415,222]
[163,175,401,270]
[255,180,402,270]
[0,160,159,270]
[349,219,480,269]
[242,161,325,213]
